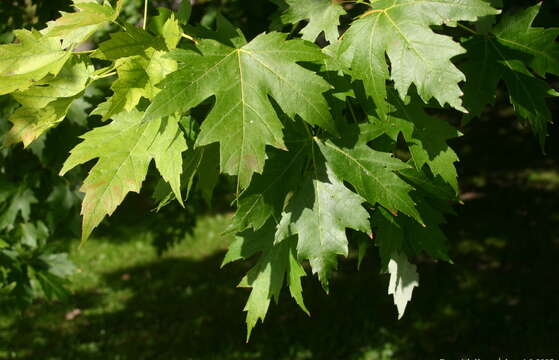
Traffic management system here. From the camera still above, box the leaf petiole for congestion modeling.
[92,71,117,80]
[180,32,198,44]
[73,49,95,55]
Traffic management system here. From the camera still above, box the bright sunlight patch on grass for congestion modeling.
[70,214,235,292]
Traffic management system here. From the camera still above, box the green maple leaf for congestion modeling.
[144,32,336,188]
[0,29,71,95]
[493,3,559,77]
[5,97,75,147]
[5,59,94,147]
[0,187,37,230]
[94,14,181,121]
[281,0,345,43]
[339,0,498,116]
[277,157,370,289]
[151,119,217,207]
[223,222,308,341]
[150,116,188,207]
[316,134,422,224]
[372,93,460,190]
[42,0,124,47]
[102,49,177,120]
[461,14,558,147]
[12,58,94,109]
[60,110,186,241]
[92,9,180,61]
[148,9,182,51]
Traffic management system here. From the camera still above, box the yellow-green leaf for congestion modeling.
[60,110,186,242]
[0,29,71,95]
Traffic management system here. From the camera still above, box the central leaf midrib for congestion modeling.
[382,12,430,67]
[236,49,247,193]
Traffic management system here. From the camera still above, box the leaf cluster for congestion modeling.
[0,0,557,337]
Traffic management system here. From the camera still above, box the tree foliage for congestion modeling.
[0,0,557,338]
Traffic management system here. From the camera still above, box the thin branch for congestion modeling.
[143,0,148,30]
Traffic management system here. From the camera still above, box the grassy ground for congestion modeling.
[1,102,559,359]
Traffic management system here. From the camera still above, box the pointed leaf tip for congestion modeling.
[388,252,419,319]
